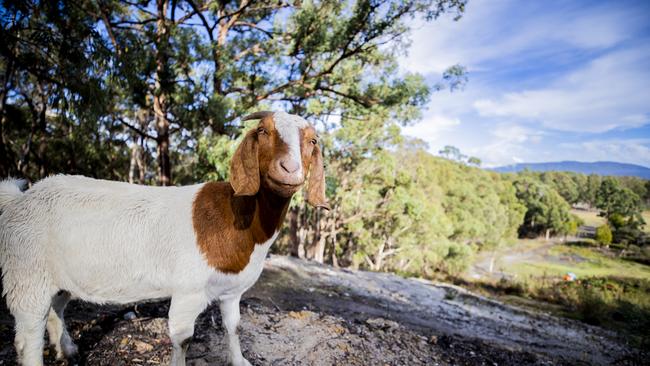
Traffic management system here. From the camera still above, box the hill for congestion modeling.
[492,161,650,179]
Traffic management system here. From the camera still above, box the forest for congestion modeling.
[1,0,648,279]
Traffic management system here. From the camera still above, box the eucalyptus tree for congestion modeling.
[0,0,123,180]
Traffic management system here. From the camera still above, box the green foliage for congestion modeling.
[595,224,613,246]
[512,176,573,238]
[466,274,650,346]
[542,277,650,344]
[596,177,646,244]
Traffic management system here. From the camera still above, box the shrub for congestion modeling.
[595,224,613,246]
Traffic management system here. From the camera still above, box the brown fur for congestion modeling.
[306,144,329,209]
[192,182,289,273]
[229,130,260,196]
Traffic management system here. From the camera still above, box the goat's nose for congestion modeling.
[280,159,300,174]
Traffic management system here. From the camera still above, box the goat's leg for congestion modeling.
[168,293,208,366]
[13,302,50,366]
[220,294,250,366]
[46,291,77,360]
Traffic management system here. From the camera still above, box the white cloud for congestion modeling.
[397,0,650,167]
[491,123,544,144]
[473,49,650,132]
[463,123,546,167]
[400,1,640,75]
[401,114,460,143]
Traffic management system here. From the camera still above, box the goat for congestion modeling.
[0,111,329,366]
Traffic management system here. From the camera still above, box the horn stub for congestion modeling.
[241,111,275,121]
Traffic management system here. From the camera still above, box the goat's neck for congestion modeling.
[253,186,291,238]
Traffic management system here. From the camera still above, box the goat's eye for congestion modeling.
[257,127,268,135]
[310,139,317,145]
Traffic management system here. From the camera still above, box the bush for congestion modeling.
[595,224,613,246]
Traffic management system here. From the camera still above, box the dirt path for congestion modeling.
[0,255,644,365]
[469,240,567,281]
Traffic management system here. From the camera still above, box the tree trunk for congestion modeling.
[288,207,304,258]
[0,58,15,177]
[154,0,172,186]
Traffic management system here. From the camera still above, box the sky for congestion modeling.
[399,0,650,168]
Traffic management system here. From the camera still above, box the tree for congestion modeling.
[0,0,126,180]
[438,145,465,162]
[595,224,613,246]
[596,177,645,244]
[580,174,601,207]
[467,156,481,167]
[1,0,468,185]
[540,171,579,205]
[513,176,572,239]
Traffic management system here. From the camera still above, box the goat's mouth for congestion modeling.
[265,175,304,195]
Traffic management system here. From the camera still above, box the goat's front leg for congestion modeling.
[220,294,250,366]
[168,293,208,366]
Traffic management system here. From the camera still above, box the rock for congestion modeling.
[365,317,399,330]
[287,310,313,320]
[133,340,154,353]
[124,311,137,321]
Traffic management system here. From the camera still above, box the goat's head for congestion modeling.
[229,111,330,209]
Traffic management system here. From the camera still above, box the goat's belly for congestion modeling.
[47,239,189,304]
[52,259,174,304]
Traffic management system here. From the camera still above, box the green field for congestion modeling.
[570,209,607,228]
[504,244,650,280]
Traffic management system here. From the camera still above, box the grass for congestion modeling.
[643,210,650,234]
[504,244,650,280]
[466,240,650,347]
[570,209,606,227]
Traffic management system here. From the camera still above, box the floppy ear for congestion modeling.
[306,144,330,210]
[229,130,260,196]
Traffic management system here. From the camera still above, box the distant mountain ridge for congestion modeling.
[491,161,650,179]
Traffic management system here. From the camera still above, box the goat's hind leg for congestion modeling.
[12,298,50,366]
[46,290,77,360]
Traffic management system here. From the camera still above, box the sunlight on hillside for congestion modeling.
[504,245,650,279]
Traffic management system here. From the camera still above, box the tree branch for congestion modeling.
[117,117,156,140]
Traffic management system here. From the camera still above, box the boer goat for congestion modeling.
[0,111,329,366]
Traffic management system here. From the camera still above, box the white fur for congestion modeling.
[273,111,308,174]
[0,175,276,366]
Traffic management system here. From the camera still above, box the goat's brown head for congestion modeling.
[229,111,330,209]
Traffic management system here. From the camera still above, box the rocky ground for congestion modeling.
[0,255,645,365]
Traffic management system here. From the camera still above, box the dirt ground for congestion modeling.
[0,255,646,365]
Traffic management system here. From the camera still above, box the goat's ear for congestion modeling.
[306,144,330,210]
[229,130,260,196]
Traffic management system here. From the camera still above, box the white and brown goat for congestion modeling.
[0,111,328,366]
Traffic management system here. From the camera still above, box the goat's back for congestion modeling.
[0,175,212,305]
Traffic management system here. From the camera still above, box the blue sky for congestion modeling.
[400,0,650,168]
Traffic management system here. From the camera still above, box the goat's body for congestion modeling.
[0,175,275,366]
[1,175,271,308]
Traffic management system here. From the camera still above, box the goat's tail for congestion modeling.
[0,178,26,210]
